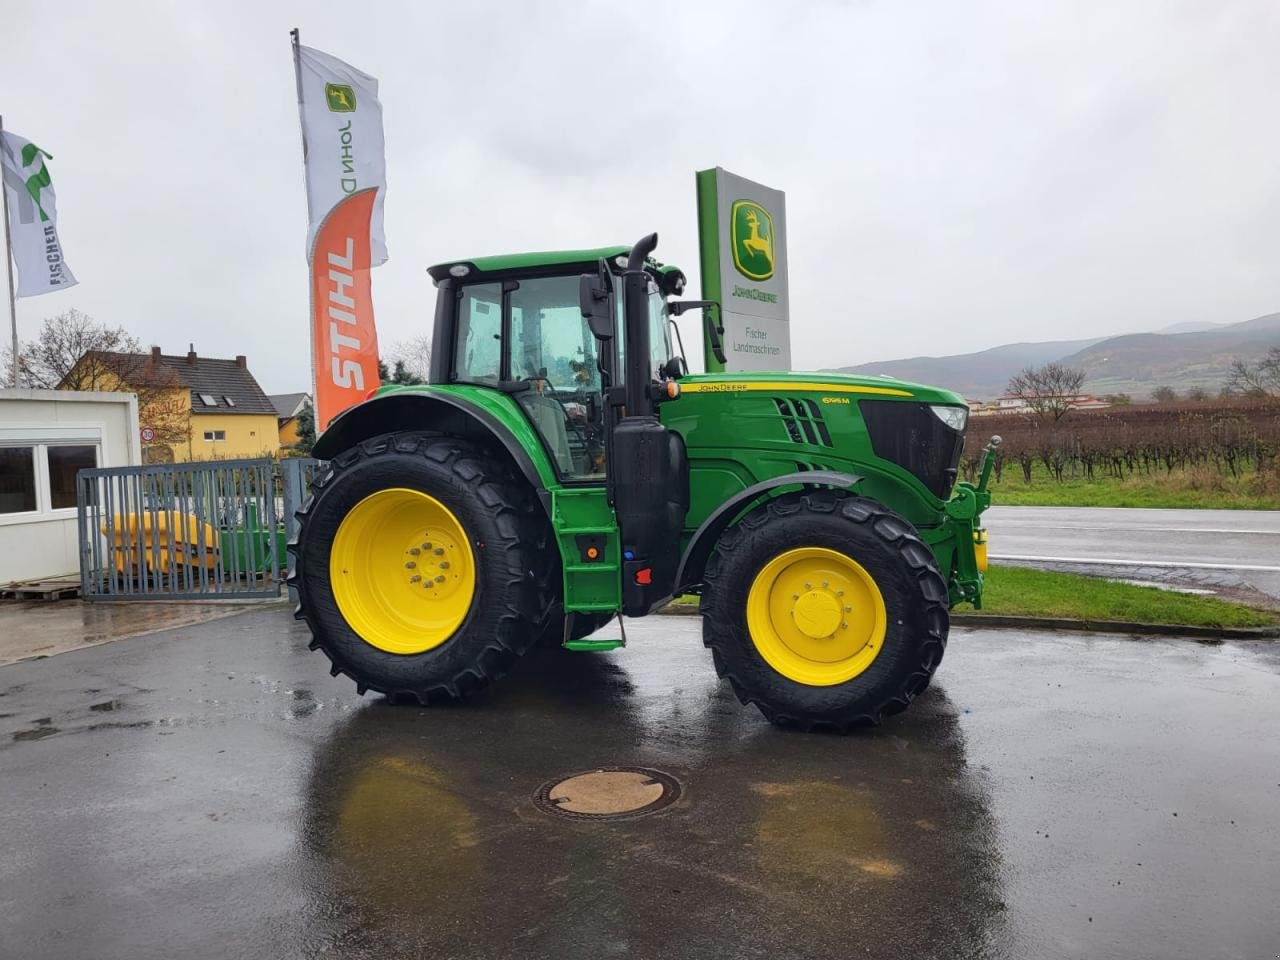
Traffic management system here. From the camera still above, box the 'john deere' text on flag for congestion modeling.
[296,44,388,266]
[1,130,77,298]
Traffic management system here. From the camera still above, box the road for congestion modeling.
[3,608,1280,959]
[985,505,1280,599]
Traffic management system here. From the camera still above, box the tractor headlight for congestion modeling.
[929,404,968,432]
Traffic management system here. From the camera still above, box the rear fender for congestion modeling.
[313,391,556,517]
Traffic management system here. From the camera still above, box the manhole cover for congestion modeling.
[533,767,681,821]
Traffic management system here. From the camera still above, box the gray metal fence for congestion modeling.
[76,457,321,601]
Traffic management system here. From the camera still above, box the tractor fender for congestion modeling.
[674,470,862,594]
[313,392,554,517]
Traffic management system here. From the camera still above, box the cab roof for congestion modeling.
[427,246,631,283]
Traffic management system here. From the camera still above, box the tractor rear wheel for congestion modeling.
[701,490,948,732]
[290,432,544,703]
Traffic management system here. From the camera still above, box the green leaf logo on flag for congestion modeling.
[325,83,357,112]
[731,200,775,281]
[19,143,54,223]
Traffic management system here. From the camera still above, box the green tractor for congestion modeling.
[291,233,997,731]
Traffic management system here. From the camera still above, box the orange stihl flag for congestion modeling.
[311,190,381,429]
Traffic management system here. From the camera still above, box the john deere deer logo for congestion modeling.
[325,83,356,112]
[731,200,775,281]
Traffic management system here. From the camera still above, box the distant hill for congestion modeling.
[1061,313,1280,398]
[828,337,1105,400]
[828,313,1280,400]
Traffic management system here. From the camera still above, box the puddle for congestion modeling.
[13,725,59,742]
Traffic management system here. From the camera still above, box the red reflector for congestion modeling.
[635,568,652,585]
[364,387,379,400]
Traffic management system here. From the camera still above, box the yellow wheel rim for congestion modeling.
[330,488,476,655]
[746,547,887,686]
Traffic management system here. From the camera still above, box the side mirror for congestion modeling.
[579,258,614,342]
[668,300,726,365]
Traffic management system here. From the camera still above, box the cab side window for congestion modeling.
[454,284,501,381]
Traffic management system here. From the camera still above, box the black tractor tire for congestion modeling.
[701,490,949,732]
[289,432,545,703]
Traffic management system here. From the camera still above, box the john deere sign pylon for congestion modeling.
[696,167,790,371]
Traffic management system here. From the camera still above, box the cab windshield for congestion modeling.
[449,270,678,482]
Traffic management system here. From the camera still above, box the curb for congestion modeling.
[656,603,1280,640]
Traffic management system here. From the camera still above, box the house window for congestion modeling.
[224,396,236,407]
[0,447,37,515]
[203,430,226,442]
[47,445,98,509]
[199,393,218,406]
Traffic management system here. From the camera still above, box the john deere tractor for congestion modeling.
[291,233,997,731]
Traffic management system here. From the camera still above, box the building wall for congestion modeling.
[185,413,280,461]
[0,390,140,582]
[278,417,301,449]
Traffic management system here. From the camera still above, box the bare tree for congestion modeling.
[1151,385,1178,404]
[1225,347,1280,399]
[1005,362,1086,422]
[9,309,140,389]
[1185,386,1209,403]
[388,334,432,383]
[8,309,191,453]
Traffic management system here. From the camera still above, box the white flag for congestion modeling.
[297,45,388,265]
[1,130,78,298]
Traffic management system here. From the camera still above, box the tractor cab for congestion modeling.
[425,242,690,484]
[425,235,697,619]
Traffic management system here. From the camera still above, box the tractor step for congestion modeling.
[563,637,625,652]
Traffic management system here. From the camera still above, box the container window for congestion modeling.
[0,447,37,514]
[47,445,97,509]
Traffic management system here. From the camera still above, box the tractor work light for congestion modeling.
[448,264,471,278]
[928,404,968,432]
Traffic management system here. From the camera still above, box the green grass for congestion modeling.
[958,565,1276,628]
[672,565,1277,629]
[988,462,1279,510]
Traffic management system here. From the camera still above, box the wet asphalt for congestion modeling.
[1,609,1279,960]
[986,505,1280,600]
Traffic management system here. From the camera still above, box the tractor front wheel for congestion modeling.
[290,433,543,703]
[701,490,948,732]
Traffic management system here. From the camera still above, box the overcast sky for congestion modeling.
[4,0,1279,392]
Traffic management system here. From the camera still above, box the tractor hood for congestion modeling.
[675,371,967,408]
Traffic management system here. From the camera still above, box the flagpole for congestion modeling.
[290,29,312,226]
[0,115,20,388]
[290,28,318,418]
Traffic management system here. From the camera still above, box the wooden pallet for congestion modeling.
[0,578,82,602]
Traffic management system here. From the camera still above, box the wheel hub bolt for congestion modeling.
[422,542,432,550]
[439,561,450,570]
[844,605,852,612]
[404,561,416,569]
[409,547,420,556]
[409,575,421,584]
[435,575,446,583]
[434,548,445,556]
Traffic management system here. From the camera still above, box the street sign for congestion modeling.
[695,168,790,372]
[140,426,156,443]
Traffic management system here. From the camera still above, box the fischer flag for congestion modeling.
[295,41,386,429]
[296,44,388,265]
[1,130,77,298]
